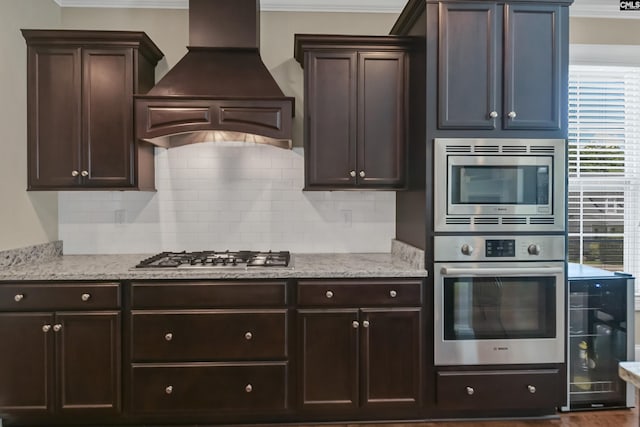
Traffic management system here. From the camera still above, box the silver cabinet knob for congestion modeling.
[165,385,173,395]
[461,244,474,256]
[325,290,334,299]
[362,320,370,328]
[466,386,474,395]
[81,170,89,177]
[81,293,91,302]
[508,111,517,119]
[349,170,356,177]
[244,331,253,340]
[245,384,253,393]
[14,294,24,302]
[359,171,365,178]
[164,333,173,341]
[71,170,79,177]
[352,320,360,329]
[489,111,498,119]
[528,385,537,394]
[53,324,62,332]
[42,324,51,333]
[389,290,397,298]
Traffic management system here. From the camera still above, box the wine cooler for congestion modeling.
[563,263,635,411]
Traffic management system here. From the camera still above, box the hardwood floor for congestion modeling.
[298,406,638,427]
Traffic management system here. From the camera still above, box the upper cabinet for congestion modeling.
[22,30,163,191]
[438,2,563,131]
[294,35,411,190]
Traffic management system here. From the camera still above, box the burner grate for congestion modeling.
[136,250,291,269]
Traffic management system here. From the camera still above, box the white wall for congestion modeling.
[59,143,395,254]
[0,0,60,251]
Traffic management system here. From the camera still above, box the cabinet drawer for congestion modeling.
[131,281,287,308]
[297,280,422,307]
[0,282,120,311]
[437,369,562,410]
[131,310,287,361]
[131,363,287,413]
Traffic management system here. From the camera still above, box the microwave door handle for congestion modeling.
[440,266,564,276]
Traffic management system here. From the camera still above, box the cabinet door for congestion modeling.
[305,51,357,187]
[297,309,359,411]
[438,2,498,129]
[82,48,135,187]
[360,308,421,409]
[56,312,121,414]
[0,313,54,414]
[27,47,82,189]
[503,4,561,130]
[357,52,406,187]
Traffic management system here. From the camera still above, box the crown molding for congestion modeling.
[52,0,406,13]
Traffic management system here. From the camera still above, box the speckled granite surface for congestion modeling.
[391,239,424,270]
[0,252,428,281]
[0,241,63,268]
[619,362,640,389]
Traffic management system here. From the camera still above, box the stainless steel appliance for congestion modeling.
[135,250,292,269]
[562,263,635,411]
[434,235,566,365]
[433,138,566,232]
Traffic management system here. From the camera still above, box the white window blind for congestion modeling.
[568,65,640,279]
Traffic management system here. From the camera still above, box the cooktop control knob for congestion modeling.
[460,244,474,256]
[527,244,541,256]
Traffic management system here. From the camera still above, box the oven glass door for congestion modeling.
[443,275,556,340]
[447,156,553,215]
[434,263,565,365]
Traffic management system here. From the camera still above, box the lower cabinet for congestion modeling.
[128,280,290,420]
[0,283,121,419]
[296,279,423,416]
[436,368,562,411]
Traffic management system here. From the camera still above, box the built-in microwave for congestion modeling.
[434,138,566,232]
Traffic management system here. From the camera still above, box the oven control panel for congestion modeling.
[434,235,565,262]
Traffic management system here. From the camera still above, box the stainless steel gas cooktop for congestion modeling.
[135,250,292,269]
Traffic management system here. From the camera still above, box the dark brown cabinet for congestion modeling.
[296,280,422,416]
[22,30,163,190]
[0,283,121,418]
[438,2,563,130]
[294,35,410,189]
[128,280,289,419]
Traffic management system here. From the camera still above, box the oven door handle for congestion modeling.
[440,266,564,276]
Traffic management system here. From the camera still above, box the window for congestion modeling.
[568,64,640,279]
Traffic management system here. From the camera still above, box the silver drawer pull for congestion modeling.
[466,386,474,395]
[389,290,397,298]
[53,324,62,332]
[165,385,173,395]
[245,332,253,340]
[14,294,24,302]
[325,290,334,299]
[528,385,537,394]
[164,333,173,342]
[362,320,370,328]
[42,324,51,333]
[81,293,91,302]
[245,384,253,393]
[352,320,359,329]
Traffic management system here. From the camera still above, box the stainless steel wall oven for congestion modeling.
[434,235,566,366]
[434,138,566,233]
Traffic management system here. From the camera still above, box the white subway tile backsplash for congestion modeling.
[59,143,396,254]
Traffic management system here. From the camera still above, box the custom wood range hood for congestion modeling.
[135,0,294,149]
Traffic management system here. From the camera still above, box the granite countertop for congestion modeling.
[619,362,640,389]
[0,253,427,281]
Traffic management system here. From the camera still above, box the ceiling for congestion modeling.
[51,0,637,19]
